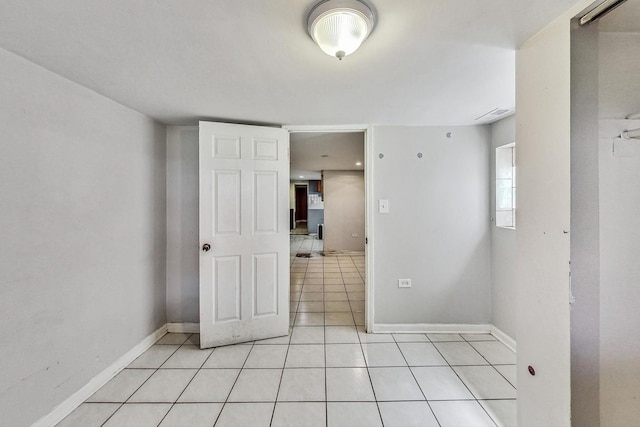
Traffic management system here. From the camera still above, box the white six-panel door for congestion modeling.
[199,121,289,348]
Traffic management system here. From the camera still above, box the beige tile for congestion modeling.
[347,291,365,301]
[325,312,355,326]
[298,301,325,312]
[300,292,324,302]
[325,292,349,301]
[324,301,352,312]
[295,313,325,326]
[349,301,365,312]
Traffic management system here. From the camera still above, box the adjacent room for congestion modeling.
[1,0,639,426]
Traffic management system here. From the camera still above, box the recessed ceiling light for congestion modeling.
[355,162,362,166]
[300,175,304,178]
[307,0,376,60]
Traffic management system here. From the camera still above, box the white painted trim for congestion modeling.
[283,124,369,133]
[372,323,492,334]
[490,324,517,352]
[32,324,167,427]
[364,125,375,332]
[372,323,517,352]
[167,322,200,333]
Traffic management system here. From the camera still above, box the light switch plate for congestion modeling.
[379,199,389,214]
[398,279,411,288]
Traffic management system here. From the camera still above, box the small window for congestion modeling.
[496,143,516,229]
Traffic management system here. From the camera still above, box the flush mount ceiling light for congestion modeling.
[307,0,376,60]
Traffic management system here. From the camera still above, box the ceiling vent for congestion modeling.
[475,108,514,124]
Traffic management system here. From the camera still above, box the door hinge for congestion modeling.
[365,237,368,244]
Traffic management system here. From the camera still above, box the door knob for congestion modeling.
[202,243,211,252]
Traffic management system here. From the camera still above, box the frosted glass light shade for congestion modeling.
[308,0,375,60]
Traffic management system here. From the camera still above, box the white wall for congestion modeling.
[598,120,640,426]
[323,170,365,252]
[514,1,591,424]
[0,48,167,426]
[570,18,601,426]
[598,31,640,426]
[166,126,199,324]
[371,126,491,325]
[489,115,517,340]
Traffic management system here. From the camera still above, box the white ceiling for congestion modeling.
[0,0,582,126]
[290,132,364,180]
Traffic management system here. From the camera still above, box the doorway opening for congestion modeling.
[287,127,371,331]
[570,1,640,424]
[292,184,309,234]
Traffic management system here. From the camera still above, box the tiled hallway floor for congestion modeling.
[59,235,516,427]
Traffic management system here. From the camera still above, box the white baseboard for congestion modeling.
[372,323,517,353]
[32,324,168,427]
[32,321,515,426]
[490,325,517,352]
[167,322,199,333]
[372,323,492,334]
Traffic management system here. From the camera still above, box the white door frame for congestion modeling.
[284,124,375,332]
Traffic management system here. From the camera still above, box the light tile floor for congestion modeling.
[59,235,516,427]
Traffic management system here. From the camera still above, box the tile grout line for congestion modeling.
[353,258,385,427]
[392,333,442,427]
[323,255,329,427]
[465,339,518,391]
[268,337,292,426]
[97,335,186,426]
[155,335,212,426]
[210,340,255,426]
[430,338,499,427]
[460,336,515,426]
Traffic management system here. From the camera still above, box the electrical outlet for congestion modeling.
[398,279,412,288]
